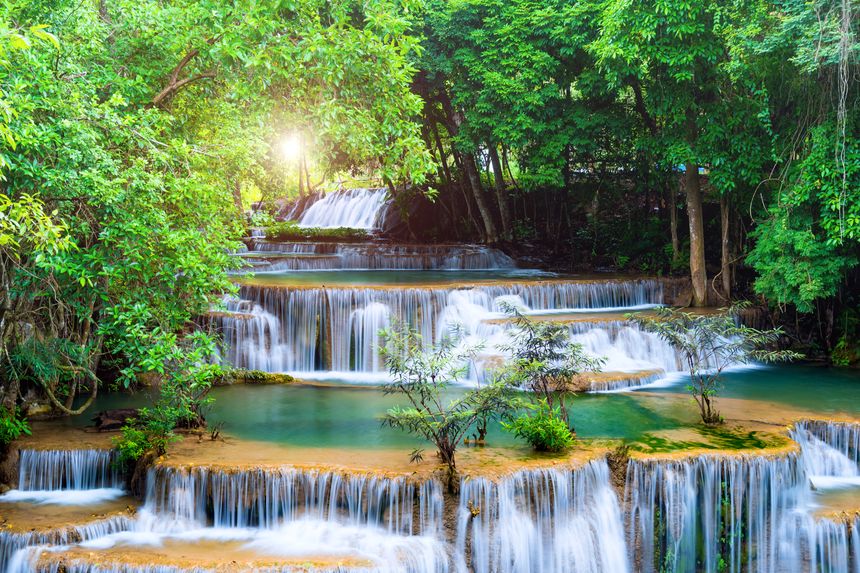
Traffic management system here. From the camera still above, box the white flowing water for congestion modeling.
[212,280,680,388]
[625,421,860,573]
[1,450,133,572]
[13,449,121,491]
[240,242,517,271]
[7,426,860,572]
[145,465,443,535]
[456,461,628,573]
[298,188,390,230]
[7,464,449,573]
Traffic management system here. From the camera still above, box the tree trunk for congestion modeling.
[487,144,510,239]
[463,154,498,243]
[685,162,707,306]
[668,180,680,264]
[436,89,498,243]
[231,179,243,217]
[720,192,731,300]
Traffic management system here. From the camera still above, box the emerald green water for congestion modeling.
[650,365,860,414]
[66,365,859,450]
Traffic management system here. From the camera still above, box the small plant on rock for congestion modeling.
[497,303,605,440]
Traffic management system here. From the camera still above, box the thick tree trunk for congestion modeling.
[685,162,707,306]
[720,192,731,300]
[487,145,510,239]
[437,89,498,243]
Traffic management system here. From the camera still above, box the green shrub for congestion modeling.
[503,400,574,452]
[264,221,369,242]
[0,407,30,448]
[114,408,178,464]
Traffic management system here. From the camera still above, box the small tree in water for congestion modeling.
[498,305,605,426]
[497,304,605,448]
[628,304,802,425]
[380,323,517,490]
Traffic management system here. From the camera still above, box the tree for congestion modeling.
[590,0,773,305]
[380,323,518,490]
[0,0,436,426]
[628,305,802,425]
[496,305,604,433]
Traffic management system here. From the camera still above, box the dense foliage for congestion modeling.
[0,0,436,443]
[411,0,859,355]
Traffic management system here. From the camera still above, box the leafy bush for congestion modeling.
[503,400,574,452]
[115,406,178,464]
[264,221,369,242]
[629,304,802,425]
[114,332,220,462]
[0,407,30,448]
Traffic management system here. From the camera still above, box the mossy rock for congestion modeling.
[262,222,369,243]
[218,370,296,385]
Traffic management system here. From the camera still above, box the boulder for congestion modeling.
[92,408,139,431]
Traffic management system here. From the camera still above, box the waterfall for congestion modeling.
[7,467,449,573]
[0,516,131,569]
[15,449,122,491]
[626,422,860,573]
[145,465,441,535]
[242,242,516,271]
[625,453,806,573]
[566,321,687,375]
[2,450,132,573]
[213,280,668,384]
[6,426,860,571]
[298,188,390,230]
[795,420,860,469]
[456,460,629,573]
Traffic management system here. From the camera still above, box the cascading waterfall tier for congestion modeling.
[625,422,860,573]
[2,450,132,573]
[7,423,860,573]
[212,279,669,383]
[146,465,443,536]
[0,516,132,569]
[298,188,390,230]
[456,460,629,573]
[16,449,122,491]
[7,463,448,573]
[238,241,517,271]
[795,420,860,468]
[625,453,805,573]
